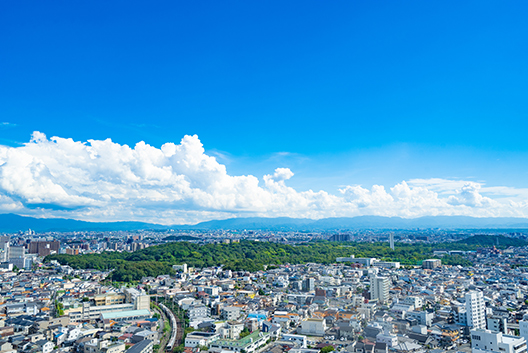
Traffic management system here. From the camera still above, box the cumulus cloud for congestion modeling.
[447,182,494,207]
[0,132,526,224]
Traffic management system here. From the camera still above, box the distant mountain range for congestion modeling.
[0,214,168,233]
[1,213,528,233]
[178,215,528,231]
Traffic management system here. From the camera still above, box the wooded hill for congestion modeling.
[43,238,507,281]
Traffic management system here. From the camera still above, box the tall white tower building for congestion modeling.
[466,291,486,329]
[370,276,390,304]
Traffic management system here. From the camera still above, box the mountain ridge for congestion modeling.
[1,213,528,232]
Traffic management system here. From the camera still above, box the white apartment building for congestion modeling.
[370,276,390,304]
[403,296,423,308]
[406,310,434,327]
[467,291,486,329]
[487,316,508,334]
[519,314,528,343]
[471,329,527,353]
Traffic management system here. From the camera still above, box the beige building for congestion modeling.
[94,293,125,306]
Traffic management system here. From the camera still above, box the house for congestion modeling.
[131,330,158,344]
[36,340,54,353]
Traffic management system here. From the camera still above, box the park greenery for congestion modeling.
[45,235,524,282]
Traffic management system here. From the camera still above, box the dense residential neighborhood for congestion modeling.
[2,230,528,353]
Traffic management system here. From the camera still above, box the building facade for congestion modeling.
[471,329,527,353]
[370,276,390,304]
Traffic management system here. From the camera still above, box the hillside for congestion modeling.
[0,214,168,233]
[456,234,528,247]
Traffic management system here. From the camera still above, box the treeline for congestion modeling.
[45,240,483,282]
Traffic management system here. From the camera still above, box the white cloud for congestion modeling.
[447,182,494,207]
[0,132,526,224]
[407,178,471,194]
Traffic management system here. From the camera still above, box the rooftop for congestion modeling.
[101,309,150,320]
[213,331,269,348]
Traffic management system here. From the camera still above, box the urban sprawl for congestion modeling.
[1,228,528,353]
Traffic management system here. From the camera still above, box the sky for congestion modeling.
[1,1,528,224]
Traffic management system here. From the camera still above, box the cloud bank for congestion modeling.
[0,132,527,224]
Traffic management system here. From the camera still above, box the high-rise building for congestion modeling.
[370,276,390,304]
[466,291,486,329]
[302,278,315,292]
[9,246,25,259]
[28,241,60,256]
[389,233,395,250]
[0,236,9,262]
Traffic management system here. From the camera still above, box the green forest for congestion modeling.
[41,237,505,281]
[455,234,527,247]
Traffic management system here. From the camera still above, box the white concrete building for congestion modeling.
[405,310,434,327]
[487,316,508,334]
[300,318,326,336]
[466,291,486,329]
[281,334,307,348]
[519,314,528,343]
[370,276,390,304]
[376,332,398,347]
[470,329,527,353]
[403,296,423,308]
[37,340,54,353]
[184,332,220,348]
[173,263,188,273]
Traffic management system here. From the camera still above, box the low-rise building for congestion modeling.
[471,329,527,353]
[300,318,326,336]
[209,331,269,353]
[185,332,220,348]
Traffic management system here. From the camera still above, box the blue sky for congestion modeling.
[0,1,527,223]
